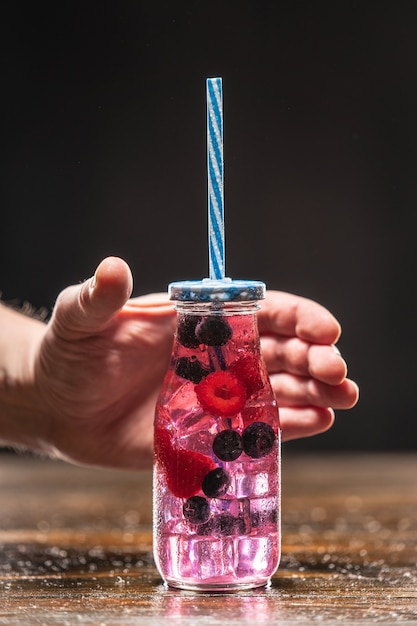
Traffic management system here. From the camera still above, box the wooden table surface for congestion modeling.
[0,452,416,625]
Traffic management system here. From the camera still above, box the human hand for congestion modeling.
[5,257,357,469]
[33,256,175,469]
[258,292,358,442]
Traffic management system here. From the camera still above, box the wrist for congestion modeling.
[0,304,50,452]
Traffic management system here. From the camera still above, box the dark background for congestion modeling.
[1,2,416,451]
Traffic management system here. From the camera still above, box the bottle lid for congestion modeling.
[168,278,266,302]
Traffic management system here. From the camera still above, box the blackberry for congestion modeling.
[242,422,276,458]
[183,496,210,524]
[212,429,243,462]
[198,513,247,536]
[174,357,209,384]
[252,508,278,528]
[196,518,214,536]
[196,316,232,346]
[177,315,202,348]
[251,510,262,529]
[213,513,242,536]
[234,514,248,535]
[202,467,231,498]
[216,513,235,535]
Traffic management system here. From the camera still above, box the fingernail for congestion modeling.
[332,345,342,357]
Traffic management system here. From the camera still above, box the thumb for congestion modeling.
[51,257,133,338]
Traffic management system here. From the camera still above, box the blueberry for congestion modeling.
[177,315,202,348]
[202,467,231,498]
[212,429,243,462]
[196,316,232,346]
[174,357,209,384]
[183,496,210,524]
[242,422,276,458]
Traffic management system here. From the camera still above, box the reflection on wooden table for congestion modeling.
[0,452,416,624]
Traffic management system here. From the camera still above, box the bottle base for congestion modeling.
[163,577,271,592]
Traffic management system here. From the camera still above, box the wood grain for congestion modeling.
[0,453,416,624]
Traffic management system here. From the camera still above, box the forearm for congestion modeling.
[0,303,48,450]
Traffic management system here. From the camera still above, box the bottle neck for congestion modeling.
[173,301,260,316]
[172,300,262,360]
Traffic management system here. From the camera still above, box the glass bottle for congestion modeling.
[153,279,281,591]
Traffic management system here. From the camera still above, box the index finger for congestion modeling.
[257,291,342,345]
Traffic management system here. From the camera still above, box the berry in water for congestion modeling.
[197,513,247,536]
[183,496,210,524]
[202,467,231,498]
[174,356,209,384]
[242,421,276,458]
[215,513,246,536]
[166,449,215,499]
[195,371,247,417]
[155,423,216,498]
[212,429,243,462]
[196,316,232,346]
[177,315,202,348]
[215,513,236,535]
[229,353,264,397]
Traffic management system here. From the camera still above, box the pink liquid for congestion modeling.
[153,309,281,591]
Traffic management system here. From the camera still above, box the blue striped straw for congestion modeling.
[206,77,224,280]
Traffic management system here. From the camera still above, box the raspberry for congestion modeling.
[154,424,216,498]
[174,356,209,384]
[242,421,276,458]
[196,316,232,346]
[195,371,247,417]
[177,315,202,348]
[202,467,231,498]
[212,429,243,462]
[183,496,211,524]
[154,423,172,463]
[229,353,264,397]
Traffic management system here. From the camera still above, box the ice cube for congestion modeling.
[232,462,277,498]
